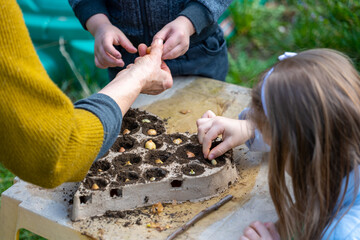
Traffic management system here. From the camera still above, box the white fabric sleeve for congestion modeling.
[238,107,270,152]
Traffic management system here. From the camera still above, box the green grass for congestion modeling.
[226,0,360,86]
[0,163,15,195]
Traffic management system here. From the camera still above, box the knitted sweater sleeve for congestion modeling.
[0,0,118,188]
[180,0,233,35]
[68,0,109,30]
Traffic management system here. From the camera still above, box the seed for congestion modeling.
[189,169,195,175]
[123,129,130,135]
[211,159,217,166]
[147,129,157,136]
[91,183,99,190]
[150,177,156,182]
[179,109,191,114]
[155,159,163,164]
[186,151,195,158]
[151,202,164,214]
[119,147,125,153]
[146,47,151,54]
[142,119,151,123]
[98,169,103,172]
[145,140,156,150]
[173,138,182,144]
[125,178,130,182]
[124,161,132,166]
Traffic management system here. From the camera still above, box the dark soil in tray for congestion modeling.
[78,108,234,211]
[144,168,168,182]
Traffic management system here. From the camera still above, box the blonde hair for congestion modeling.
[250,49,360,239]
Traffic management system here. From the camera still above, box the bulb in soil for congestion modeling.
[124,161,132,166]
[189,169,195,175]
[155,159,163,164]
[123,129,131,135]
[186,151,195,158]
[173,138,182,144]
[119,147,125,153]
[142,119,151,123]
[211,159,217,166]
[145,140,156,150]
[150,177,156,182]
[91,183,99,190]
[147,129,157,136]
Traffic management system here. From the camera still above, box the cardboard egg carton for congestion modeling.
[71,109,238,221]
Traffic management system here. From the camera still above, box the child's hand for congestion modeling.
[196,110,255,160]
[153,16,195,60]
[86,14,137,69]
[240,221,280,240]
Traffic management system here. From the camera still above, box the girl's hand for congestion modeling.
[196,110,255,160]
[86,14,137,69]
[153,16,195,60]
[240,221,280,240]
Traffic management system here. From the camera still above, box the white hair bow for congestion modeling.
[261,52,297,116]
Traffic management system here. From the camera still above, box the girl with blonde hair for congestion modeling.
[197,49,360,239]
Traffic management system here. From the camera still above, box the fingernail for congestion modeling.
[156,38,163,45]
[208,154,214,160]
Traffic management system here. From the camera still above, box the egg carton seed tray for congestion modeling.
[71,108,237,221]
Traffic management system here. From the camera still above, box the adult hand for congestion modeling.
[240,221,280,240]
[126,39,173,95]
[153,16,195,60]
[99,38,173,115]
[86,14,137,69]
[197,110,255,160]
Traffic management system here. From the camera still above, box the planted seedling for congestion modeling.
[91,183,99,190]
[186,151,195,158]
[155,159,163,164]
[123,129,131,135]
[147,129,157,136]
[173,138,182,144]
[145,140,156,150]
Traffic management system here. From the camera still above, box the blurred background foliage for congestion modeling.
[29,0,360,98]
[1,0,359,239]
[226,0,360,86]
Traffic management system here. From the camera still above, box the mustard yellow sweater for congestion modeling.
[0,1,117,188]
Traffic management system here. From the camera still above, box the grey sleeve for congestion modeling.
[74,93,122,160]
[179,0,233,34]
[239,108,270,152]
[68,0,109,30]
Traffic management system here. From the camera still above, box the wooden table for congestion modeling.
[0,77,277,240]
